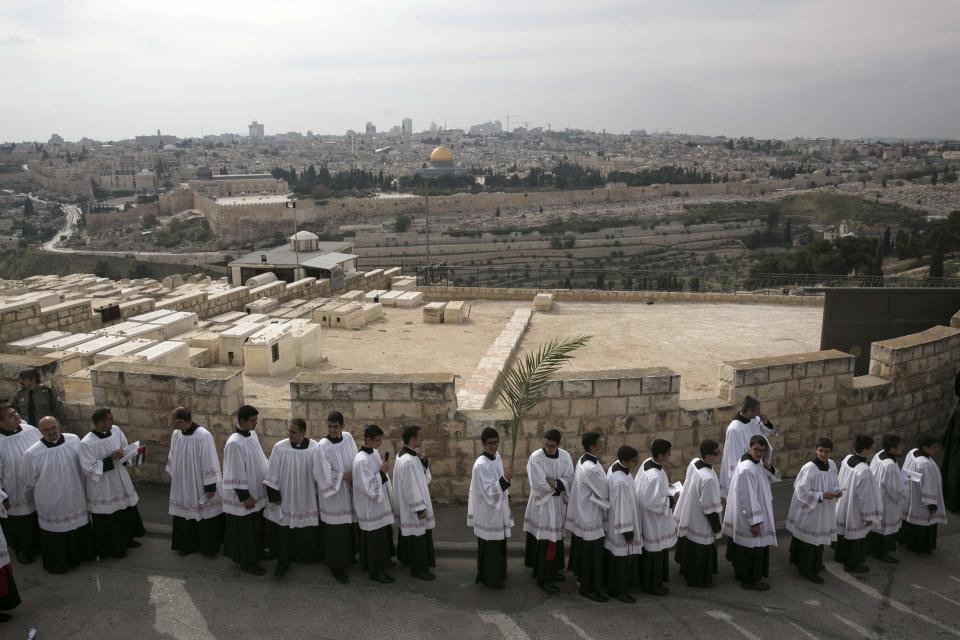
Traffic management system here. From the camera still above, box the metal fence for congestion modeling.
[400,262,960,294]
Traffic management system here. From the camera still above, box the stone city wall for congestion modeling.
[85,188,198,233]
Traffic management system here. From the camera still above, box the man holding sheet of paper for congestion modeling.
[901,434,947,553]
[78,408,144,558]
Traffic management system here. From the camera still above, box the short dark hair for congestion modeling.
[401,425,421,444]
[651,439,672,458]
[617,445,639,463]
[699,439,720,458]
[172,407,192,422]
[364,424,384,440]
[854,434,874,453]
[918,433,939,449]
[543,429,561,444]
[237,405,259,422]
[289,418,307,432]
[748,435,768,449]
[816,437,834,450]
[0,401,14,416]
[741,395,760,413]
[17,369,41,383]
[582,431,601,452]
[327,411,344,425]
[91,407,112,425]
[480,427,499,444]
[882,434,902,451]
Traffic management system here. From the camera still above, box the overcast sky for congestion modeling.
[2,0,958,142]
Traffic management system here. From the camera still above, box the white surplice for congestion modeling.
[719,416,777,498]
[835,455,882,540]
[78,426,139,514]
[353,447,395,532]
[722,456,777,548]
[565,453,609,541]
[902,449,948,526]
[263,439,321,528]
[604,462,642,557]
[523,447,574,542]
[467,452,513,541]
[635,458,677,552]
[0,424,41,516]
[786,459,839,545]
[221,430,269,516]
[0,489,9,568]
[165,425,223,521]
[23,434,89,533]
[675,459,723,546]
[870,451,908,536]
[316,433,358,525]
[393,447,435,536]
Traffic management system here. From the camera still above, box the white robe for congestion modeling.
[393,448,435,537]
[523,448,575,542]
[0,424,41,516]
[0,489,9,568]
[675,459,723,546]
[722,456,777,547]
[902,449,948,526]
[353,448,395,532]
[316,433,358,525]
[635,458,677,552]
[565,454,609,541]
[719,416,777,498]
[870,452,908,536]
[23,434,89,533]
[79,427,139,514]
[165,426,223,521]
[835,456,881,540]
[786,459,839,545]
[222,430,269,516]
[467,452,513,541]
[263,439,321,528]
[604,463,642,557]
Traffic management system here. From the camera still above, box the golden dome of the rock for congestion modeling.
[430,145,453,162]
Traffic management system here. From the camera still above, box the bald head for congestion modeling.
[38,416,61,443]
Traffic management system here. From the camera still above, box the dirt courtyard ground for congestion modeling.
[243,299,823,410]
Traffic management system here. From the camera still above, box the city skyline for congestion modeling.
[2,0,959,142]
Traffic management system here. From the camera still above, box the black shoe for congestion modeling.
[275,564,290,578]
[242,565,266,576]
[649,587,669,596]
[177,549,192,557]
[540,583,561,594]
[845,565,869,574]
[16,550,33,564]
[488,582,506,589]
[387,560,397,568]
[112,551,128,559]
[413,570,436,581]
[580,589,608,603]
[128,540,142,548]
[332,569,349,584]
[0,612,11,623]
[880,554,899,564]
[613,592,635,603]
[259,550,277,560]
[370,572,395,584]
[743,581,770,591]
[690,582,714,588]
[553,572,566,582]
[807,574,825,584]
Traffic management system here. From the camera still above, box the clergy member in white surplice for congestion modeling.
[635,439,677,597]
[393,425,436,581]
[0,488,23,623]
[722,435,777,591]
[565,431,609,602]
[786,437,840,584]
[0,401,41,564]
[264,418,322,577]
[674,439,723,588]
[79,407,144,559]
[719,396,778,499]
[316,410,358,583]
[523,429,574,594]
[353,423,396,584]
[166,407,224,557]
[604,445,642,603]
[901,435,948,553]
[467,427,514,589]
[835,435,881,573]
[868,434,907,563]
[23,416,95,574]
[222,405,269,576]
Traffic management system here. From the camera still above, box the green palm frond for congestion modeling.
[493,334,591,468]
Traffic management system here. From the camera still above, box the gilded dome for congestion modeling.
[430,145,453,162]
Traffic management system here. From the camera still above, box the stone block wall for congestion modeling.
[0,299,98,343]
[250,281,285,301]
[279,278,318,303]
[156,291,208,313]
[119,297,156,320]
[205,287,252,318]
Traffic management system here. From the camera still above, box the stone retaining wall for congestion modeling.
[0,299,99,343]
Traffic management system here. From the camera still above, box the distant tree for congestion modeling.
[142,213,158,229]
[22,198,34,216]
[394,214,411,233]
[929,238,945,278]
[882,226,892,256]
[881,177,887,188]
[129,263,152,279]
[932,171,939,186]
[495,206,501,217]
[93,260,113,279]
[562,235,576,249]
[784,219,792,244]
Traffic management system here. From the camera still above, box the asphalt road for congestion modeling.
[5,522,960,640]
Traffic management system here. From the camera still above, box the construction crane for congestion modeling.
[497,115,524,132]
